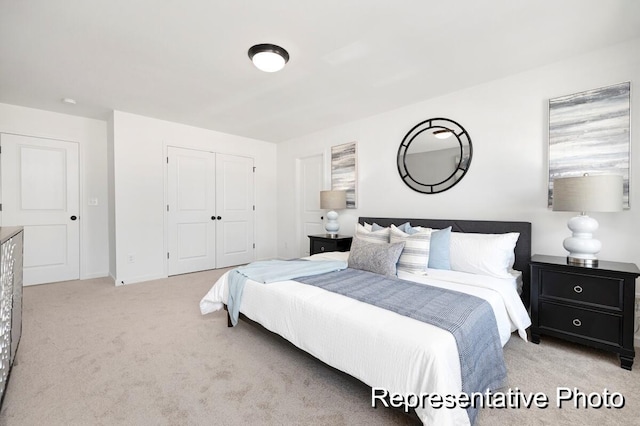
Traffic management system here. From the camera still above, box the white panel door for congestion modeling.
[167,147,216,276]
[1,133,80,285]
[215,154,255,268]
[298,154,324,256]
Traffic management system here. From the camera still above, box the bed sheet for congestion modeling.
[199,253,531,425]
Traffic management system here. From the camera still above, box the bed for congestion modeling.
[200,217,532,425]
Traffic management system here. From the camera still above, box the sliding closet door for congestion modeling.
[167,147,216,276]
[215,154,255,268]
[1,133,80,285]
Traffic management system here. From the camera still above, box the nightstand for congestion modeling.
[530,254,640,370]
[308,234,353,256]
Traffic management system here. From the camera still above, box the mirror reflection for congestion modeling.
[397,118,472,194]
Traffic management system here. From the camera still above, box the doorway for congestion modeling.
[296,154,324,257]
[1,133,80,285]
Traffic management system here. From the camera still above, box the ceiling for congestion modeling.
[1,1,639,143]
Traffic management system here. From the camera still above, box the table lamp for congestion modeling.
[320,190,347,237]
[552,174,623,267]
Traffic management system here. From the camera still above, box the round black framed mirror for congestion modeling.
[397,117,472,194]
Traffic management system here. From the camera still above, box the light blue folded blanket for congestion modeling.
[227,259,347,326]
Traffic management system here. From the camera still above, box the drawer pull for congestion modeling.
[320,246,325,252]
[572,319,582,327]
[573,285,583,294]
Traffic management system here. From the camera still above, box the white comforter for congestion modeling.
[200,252,531,426]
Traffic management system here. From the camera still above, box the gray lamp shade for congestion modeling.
[320,190,347,210]
[552,174,623,213]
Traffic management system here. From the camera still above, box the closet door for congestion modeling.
[167,147,216,276]
[215,154,255,268]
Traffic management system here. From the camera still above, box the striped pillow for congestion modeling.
[355,223,390,244]
[390,225,432,274]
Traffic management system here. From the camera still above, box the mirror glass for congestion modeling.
[397,118,472,194]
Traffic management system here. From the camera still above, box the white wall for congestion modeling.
[0,103,109,279]
[107,112,116,280]
[111,111,277,284]
[277,37,640,269]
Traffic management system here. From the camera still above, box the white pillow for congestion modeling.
[449,232,519,279]
[355,223,390,244]
[389,225,432,274]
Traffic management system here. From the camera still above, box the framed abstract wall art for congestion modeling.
[548,82,631,208]
[331,141,357,208]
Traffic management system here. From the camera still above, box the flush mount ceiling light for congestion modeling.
[248,43,289,72]
[433,129,453,139]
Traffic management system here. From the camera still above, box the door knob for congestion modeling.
[70,215,78,221]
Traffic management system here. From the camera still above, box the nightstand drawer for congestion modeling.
[539,302,621,346]
[312,240,336,254]
[308,235,352,256]
[539,270,623,309]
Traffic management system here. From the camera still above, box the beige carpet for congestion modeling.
[0,269,638,425]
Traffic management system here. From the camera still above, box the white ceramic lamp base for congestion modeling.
[563,214,601,267]
[324,210,340,236]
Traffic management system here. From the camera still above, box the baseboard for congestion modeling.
[115,273,167,286]
[81,271,109,280]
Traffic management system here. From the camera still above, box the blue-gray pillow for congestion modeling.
[404,224,420,235]
[348,236,405,277]
[371,222,385,231]
[372,222,411,232]
[397,222,412,233]
[428,226,452,270]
